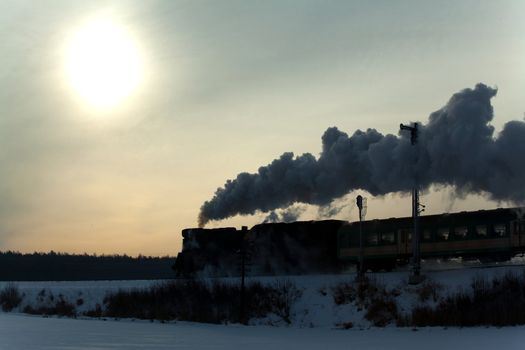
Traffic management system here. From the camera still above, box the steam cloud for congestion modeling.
[263,205,306,223]
[199,84,525,227]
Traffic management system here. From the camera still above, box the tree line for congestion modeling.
[0,251,176,281]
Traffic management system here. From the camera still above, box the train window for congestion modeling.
[452,226,468,239]
[475,225,488,237]
[366,232,379,245]
[436,228,449,241]
[422,229,432,242]
[380,232,395,244]
[492,224,507,237]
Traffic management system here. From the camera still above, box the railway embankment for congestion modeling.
[1,263,525,328]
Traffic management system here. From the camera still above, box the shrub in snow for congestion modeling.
[102,279,302,324]
[365,296,398,327]
[332,277,400,327]
[415,280,443,303]
[23,296,77,317]
[0,283,23,312]
[335,321,354,329]
[84,304,103,318]
[270,279,302,324]
[410,271,525,327]
[332,277,384,307]
[332,282,356,305]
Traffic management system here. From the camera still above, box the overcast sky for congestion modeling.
[1,0,524,255]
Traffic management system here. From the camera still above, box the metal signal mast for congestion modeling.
[400,123,425,284]
[356,195,367,279]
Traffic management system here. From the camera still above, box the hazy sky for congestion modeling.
[1,0,524,255]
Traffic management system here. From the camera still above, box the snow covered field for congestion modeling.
[1,313,525,350]
[2,261,525,328]
[1,262,525,348]
[0,279,160,314]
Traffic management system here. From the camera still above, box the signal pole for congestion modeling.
[400,123,425,284]
[239,226,248,324]
[356,195,367,280]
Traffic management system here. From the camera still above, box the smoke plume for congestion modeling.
[263,205,306,223]
[199,84,525,227]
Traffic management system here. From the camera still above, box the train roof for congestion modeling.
[351,207,525,229]
[181,208,525,234]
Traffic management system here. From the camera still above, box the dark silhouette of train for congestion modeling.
[174,207,525,276]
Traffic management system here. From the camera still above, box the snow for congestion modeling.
[0,279,160,314]
[1,313,524,350]
[2,262,525,327]
[245,263,525,327]
[1,262,525,348]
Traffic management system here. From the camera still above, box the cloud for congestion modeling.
[199,84,525,226]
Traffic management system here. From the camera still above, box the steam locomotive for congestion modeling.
[174,207,525,276]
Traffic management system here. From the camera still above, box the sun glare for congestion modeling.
[65,19,142,110]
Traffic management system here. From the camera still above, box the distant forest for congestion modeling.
[0,251,176,281]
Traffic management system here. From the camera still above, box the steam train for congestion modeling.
[338,207,525,271]
[174,207,525,276]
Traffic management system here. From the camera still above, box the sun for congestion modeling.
[65,19,142,110]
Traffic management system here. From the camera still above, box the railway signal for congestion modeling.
[400,123,418,145]
[400,122,425,284]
